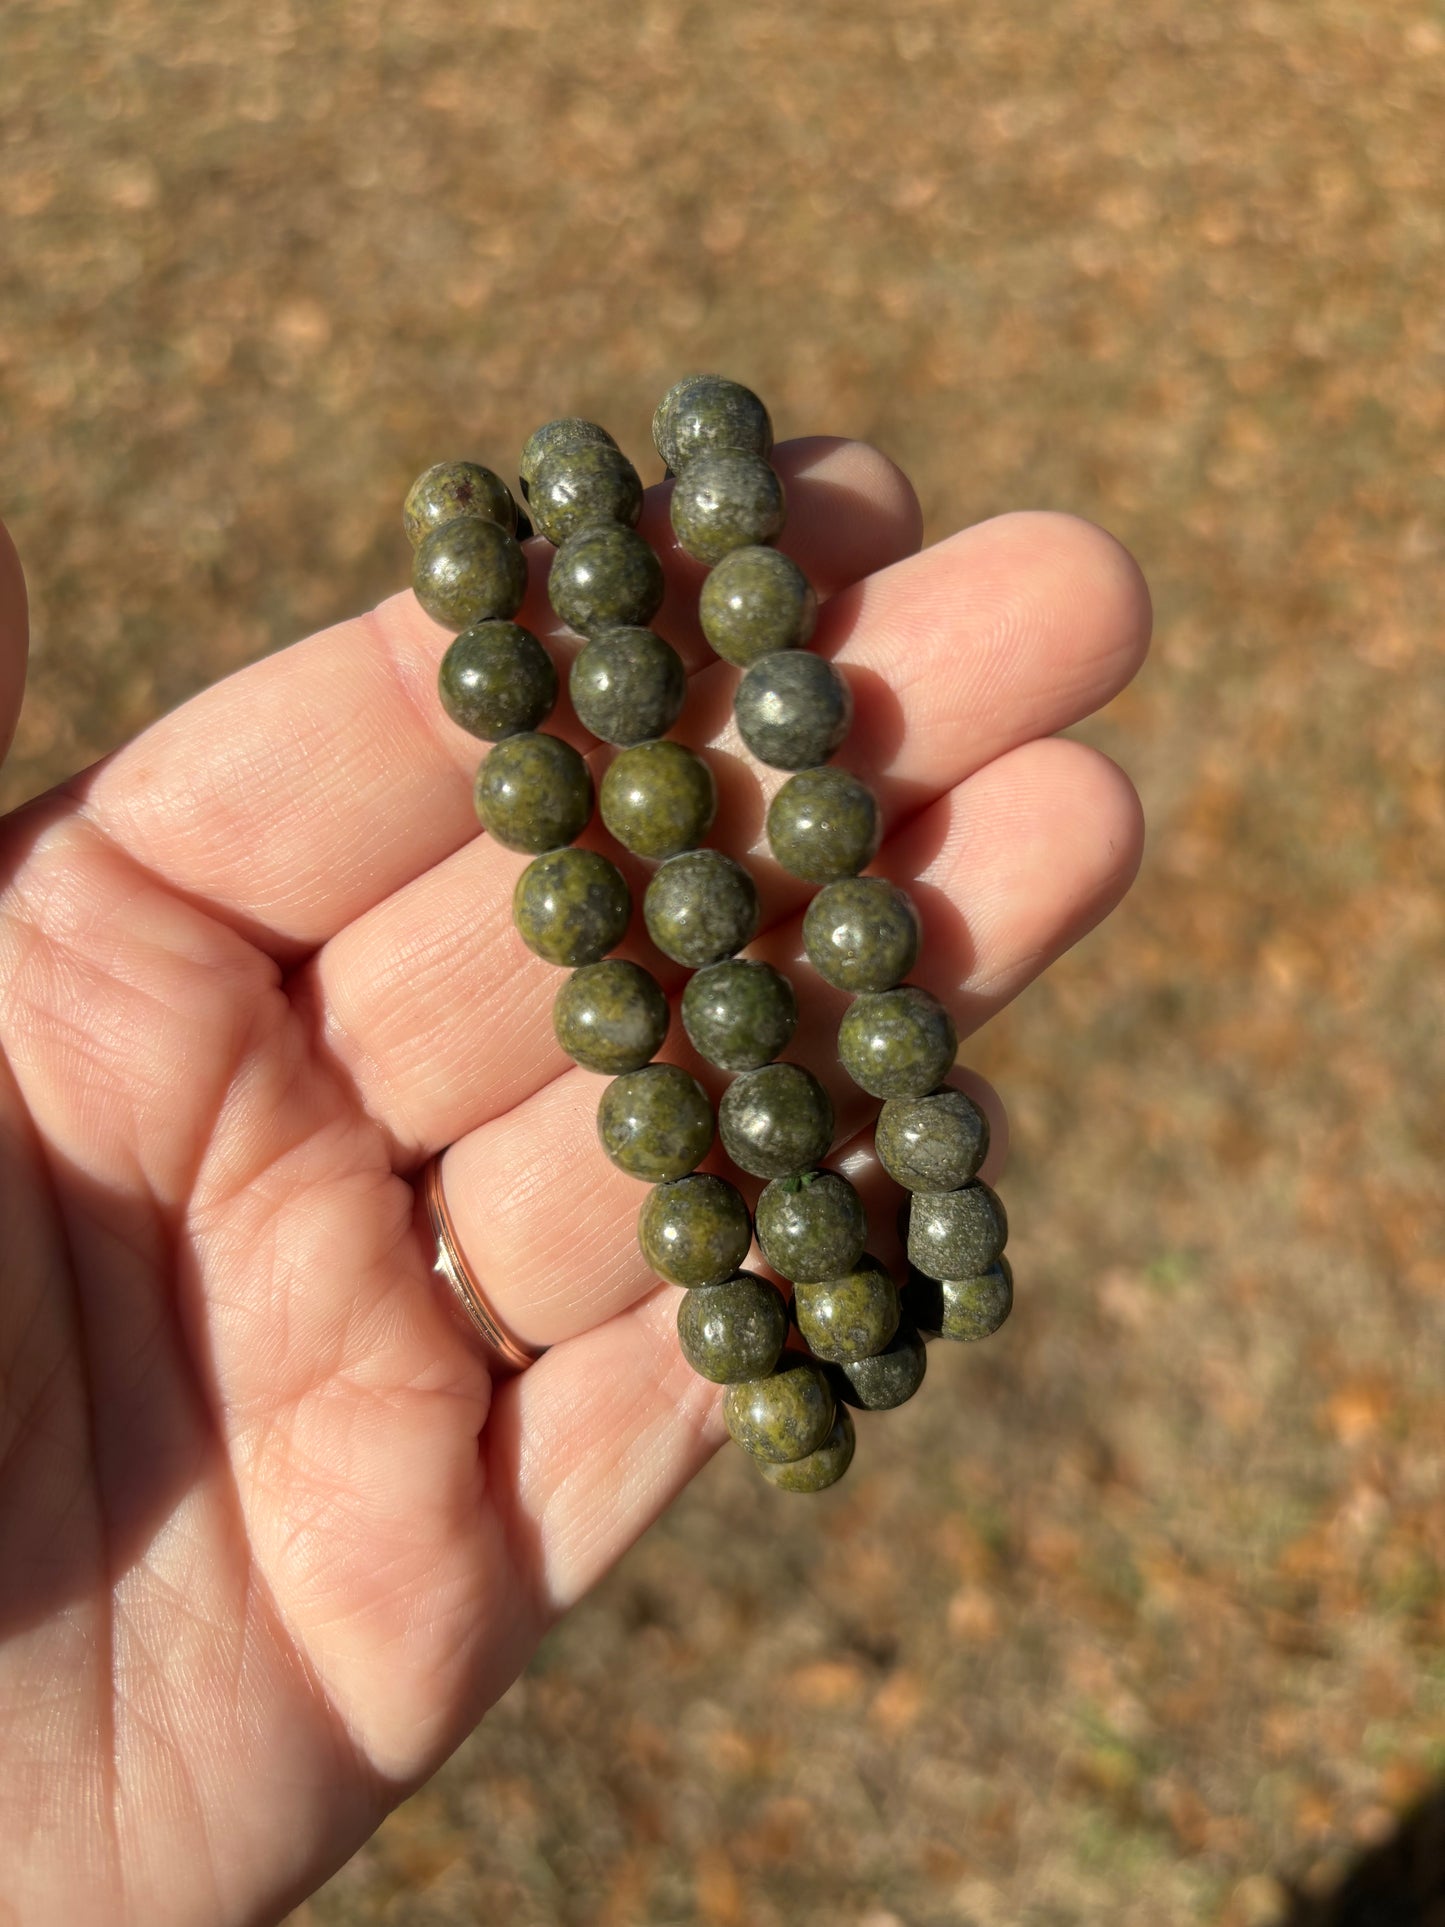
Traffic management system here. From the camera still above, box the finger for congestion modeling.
[0,516,29,767]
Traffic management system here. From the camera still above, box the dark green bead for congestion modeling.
[474,731,592,853]
[758,1406,855,1492]
[905,1256,1014,1342]
[597,1063,714,1182]
[404,460,517,547]
[512,847,631,967]
[413,516,528,631]
[639,1174,753,1288]
[671,452,785,566]
[803,877,921,993]
[755,1170,866,1283]
[833,1318,928,1410]
[719,1063,833,1180]
[530,442,642,545]
[838,987,958,1100]
[766,767,881,883]
[907,1181,1008,1280]
[875,1086,989,1192]
[735,652,852,771]
[553,959,668,1074]
[519,418,618,500]
[438,621,557,741]
[569,628,686,747]
[644,851,760,967]
[653,375,774,472]
[676,1270,787,1383]
[600,741,716,861]
[681,959,797,1071]
[699,546,817,667]
[724,1355,835,1464]
[793,1256,900,1364]
[548,524,665,637]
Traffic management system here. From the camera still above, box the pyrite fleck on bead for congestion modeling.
[734,652,852,770]
[600,740,717,861]
[548,524,665,637]
[553,959,669,1074]
[832,1318,928,1410]
[676,1270,788,1383]
[875,1085,989,1192]
[905,1255,1014,1342]
[529,441,643,545]
[653,374,774,472]
[670,451,786,565]
[681,958,798,1071]
[792,1255,901,1364]
[718,1063,833,1180]
[569,628,686,747]
[838,986,958,1100]
[474,731,592,853]
[755,1170,866,1283]
[724,1355,835,1464]
[413,515,528,631]
[644,850,760,967]
[639,1173,753,1288]
[404,460,517,546]
[766,766,881,883]
[512,847,631,967]
[438,621,557,741]
[757,1406,855,1492]
[803,877,921,993]
[906,1181,1008,1281]
[699,545,817,667]
[597,1063,714,1182]
[519,418,618,500]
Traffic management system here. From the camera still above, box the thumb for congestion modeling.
[0,516,29,770]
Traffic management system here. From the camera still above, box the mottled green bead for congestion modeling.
[838,986,958,1100]
[653,374,774,472]
[766,767,881,883]
[793,1256,900,1364]
[755,1170,866,1284]
[719,1063,833,1180]
[833,1318,928,1410]
[530,442,642,545]
[803,877,921,993]
[519,418,617,500]
[512,847,631,967]
[735,652,852,770]
[597,1063,714,1182]
[639,1174,753,1288]
[905,1256,1014,1342]
[671,452,786,566]
[413,515,528,631]
[600,740,717,861]
[553,960,669,1074]
[404,460,517,547]
[644,850,760,967]
[438,621,557,741]
[758,1406,855,1492]
[548,524,665,637]
[875,1086,989,1192]
[724,1356,835,1464]
[699,545,817,667]
[681,959,797,1071]
[907,1181,1008,1281]
[474,731,592,853]
[569,628,685,747]
[676,1270,787,1383]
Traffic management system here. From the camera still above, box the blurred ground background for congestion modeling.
[2,0,1443,1921]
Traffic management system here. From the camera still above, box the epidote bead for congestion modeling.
[512,847,631,967]
[734,652,853,771]
[519,418,618,500]
[906,1181,1009,1281]
[833,1318,928,1410]
[875,1085,989,1192]
[413,515,528,631]
[474,731,592,853]
[676,1270,788,1383]
[600,740,717,861]
[597,1063,714,1182]
[755,1170,867,1283]
[404,460,517,546]
[438,621,557,741]
[553,959,669,1074]
[838,986,958,1100]
[529,442,643,545]
[569,628,686,747]
[718,1063,833,1180]
[681,959,798,1071]
[792,1256,901,1364]
[548,524,665,637]
[670,452,786,566]
[802,877,921,994]
[644,850,760,967]
[639,1173,753,1288]
[766,767,881,883]
[724,1355,835,1464]
[905,1256,1014,1342]
[652,374,774,472]
[758,1406,855,1492]
[698,545,817,667]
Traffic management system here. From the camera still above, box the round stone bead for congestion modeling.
[766,767,881,883]
[529,442,642,545]
[548,524,665,637]
[699,546,817,667]
[652,374,774,472]
[512,847,631,967]
[755,1170,866,1283]
[875,1085,989,1192]
[600,740,717,861]
[474,731,592,853]
[833,1318,928,1410]
[404,460,517,546]
[553,959,669,1074]
[569,628,685,747]
[681,959,797,1071]
[803,877,920,993]
[906,1181,1008,1281]
[597,1063,714,1182]
[413,516,528,631]
[519,418,617,501]
[735,652,852,771]
[838,986,958,1100]
[905,1256,1014,1342]
[758,1407,855,1492]
[792,1256,900,1364]
[639,1173,752,1288]
[671,452,786,565]
[644,851,760,967]
[724,1355,835,1464]
[676,1270,788,1383]
[438,621,557,741]
[719,1063,833,1180]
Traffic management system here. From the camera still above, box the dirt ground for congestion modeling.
[3,1,1443,1921]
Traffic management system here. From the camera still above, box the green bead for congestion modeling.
[875,1086,989,1192]
[653,374,774,472]
[474,731,592,853]
[519,418,618,500]
[755,1170,866,1283]
[600,741,716,861]
[757,1407,855,1492]
[597,1063,714,1182]
[724,1355,835,1463]
[404,460,517,547]
[553,959,669,1074]
[569,628,686,747]
[413,515,528,631]
[512,847,631,967]
[699,546,817,667]
[833,1319,927,1410]
[548,524,665,637]
[766,767,881,883]
[676,1270,788,1383]
[792,1256,900,1364]
[735,652,852,770]
[907,1181,1008,1280]
[639,1174,753,1287]
[670,452,785,565]
[644,850,760,967]
[681,959,797,1071]
[905,1256,1014,1342]
[803,878,921,993]
[838,987,957,1100]
[438,621,557,741]
[530,442,642,545]
[718,1063,833,1180]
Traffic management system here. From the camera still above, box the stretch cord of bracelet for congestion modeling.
[403,377,1011,1494]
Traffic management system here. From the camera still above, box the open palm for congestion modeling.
[0,440,1149,1925]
